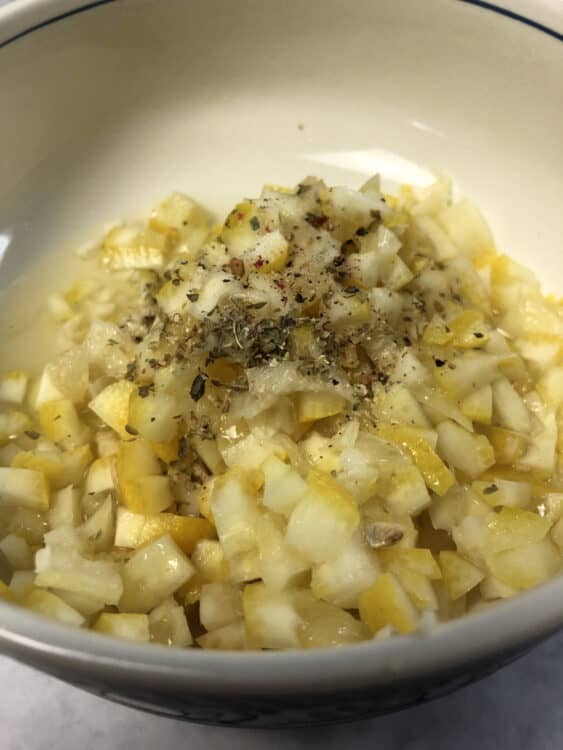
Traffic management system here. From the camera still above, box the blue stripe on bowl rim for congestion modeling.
[461,0,562,41]
[0,0,561,50]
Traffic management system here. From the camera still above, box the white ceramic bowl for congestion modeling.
[0,0,562,727]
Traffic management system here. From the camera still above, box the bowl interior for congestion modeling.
[0,0,562,681]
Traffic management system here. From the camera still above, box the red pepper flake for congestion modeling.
[274,278,286,290]
[305,212,328,229]
[254,257,265,269]
[237,212,244,220]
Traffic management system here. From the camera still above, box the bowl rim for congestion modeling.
[0,0,562,49]
[0,0,562,693]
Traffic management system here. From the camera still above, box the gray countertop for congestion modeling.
[1,631,562,749]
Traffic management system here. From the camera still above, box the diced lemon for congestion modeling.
[387,565,438,611]
[89,381,135,439]
[219,432,285,473]
[449,310,490,349]
[492,378,531,434]
[149,191,209,254]
[243,582,302,649]
[478,425,528,465]
[372,385,430,428]
[12,444,92,491]
[31,367,65,410]
[243,230,289,272]
[119,533,195,613]
[439,551,484,600]
[191,436,226,475]
[294,590,370,648]
[119,476,174,515]
[325,292,371,328]
[485,507,550,554]
[300,431,341,474]
[0,467,50,511]
[375,424,454,496]
[127,388,180,443]
[94,612,150,642]
[472,479,531,509]
[174,572,203,606]
[515,405,557,478]
[23,589,84,627]
[39,400,89,449]
[95,430,120,458]
[114,508,214,553]
[149,598,192,647]
[0,371,29,405]
[358,572,418,634]
[196,479,215,524]
[310,533,379,609]
[1,174,562,649]
[460,385,493,424]
[53,589,104,617]
[196,619,248,650]
[434,353,504,398]
[377,547,442,579]
[191,539,229,582]
[85,456,115,495]
[480,574,517,600]
[149,439,179,464]
[221,201,258,255]
[286,470,360,564]
[11,450,64,489]
[228,548,261,584]
[80,494,115,553]
[437,199,494,257]
[386,465,431,516]
[486,538,561,590]
[436,420,495,479]
[115,437,161,482]
[48,485,82,529]
[262,455,307,518]
[479,467,555,502]
[199,582,243,632]
[296,391,347,423]
[102,224,166,270]
[256,512,309,591]
[210,469,259,560]
[416,387,473,432]
[35,541,123,605]
[422,318,453,347]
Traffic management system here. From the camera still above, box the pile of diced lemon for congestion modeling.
[0,173,562,650]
